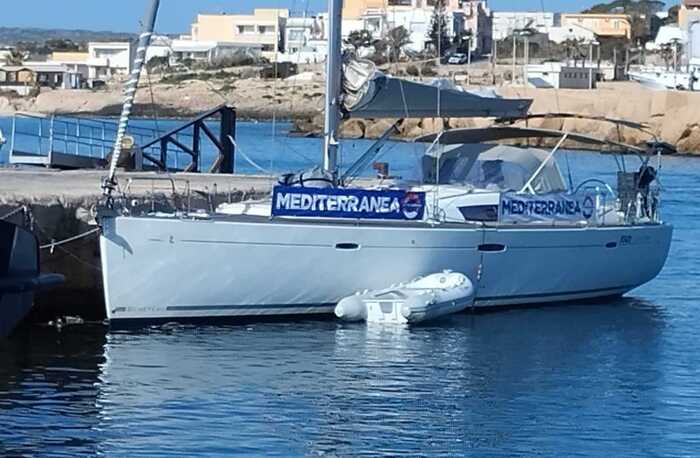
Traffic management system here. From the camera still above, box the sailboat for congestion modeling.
[97,0,672,324]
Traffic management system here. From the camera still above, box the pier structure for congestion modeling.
[6,105,238,173]
[0,168,275,322]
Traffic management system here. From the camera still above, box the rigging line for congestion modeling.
[0,206,25,221]
[227,135,274,175]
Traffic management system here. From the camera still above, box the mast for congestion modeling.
[103,0,161,198]
[322,0,343,180]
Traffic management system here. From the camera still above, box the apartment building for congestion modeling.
[492,12,556,40]
[86,42,135,80]
[341,0,492,54]
[186,9,289,59]
[560,13,632,39]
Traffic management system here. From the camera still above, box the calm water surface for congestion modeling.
[1,125,699,456]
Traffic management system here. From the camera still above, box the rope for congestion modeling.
[40,228,100,252]
[227,135,274,175]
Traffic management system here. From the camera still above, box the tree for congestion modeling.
[6,50,24,66]
[345,30,373,53]
[387,26,411,61]
[427,0,451,56]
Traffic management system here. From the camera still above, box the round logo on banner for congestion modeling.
[401,192,424,220]
[582,195,595,219]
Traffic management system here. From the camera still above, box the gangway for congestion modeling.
[7,113,159,169]
[7,105,237,173]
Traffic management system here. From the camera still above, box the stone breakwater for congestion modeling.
[295,82,700,154]
[1,79,698,153]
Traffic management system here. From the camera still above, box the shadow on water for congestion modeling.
[0,325,107,457]
[0,295,682,456]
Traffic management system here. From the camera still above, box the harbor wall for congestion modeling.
[0,170,274,322]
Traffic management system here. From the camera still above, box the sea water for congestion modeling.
[1,123,699,456]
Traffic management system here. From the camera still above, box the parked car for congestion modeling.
[447,53,468,65]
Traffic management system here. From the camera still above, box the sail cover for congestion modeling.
[342,59,532,119]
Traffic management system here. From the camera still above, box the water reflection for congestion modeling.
[0,326,106,457]
[0,296,694,456]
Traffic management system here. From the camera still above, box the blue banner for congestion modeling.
[500,192,596,223]
[272,186,426,221]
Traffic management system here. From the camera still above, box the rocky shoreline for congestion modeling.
[1,76,699,154]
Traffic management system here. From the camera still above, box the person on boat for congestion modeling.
[479,160,506,190]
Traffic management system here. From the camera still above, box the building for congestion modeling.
[560,13,632,39]
[548,23,597,44]
[50,52,90,80]
[146,35,174,63]
[185,9,289,60]
[86,42,135,81]
[492,12,556,41]
[526,63,597,89]
[340,0,492,55]
[281,16,327,63]
[169,40,262,65]
[0,63,81,95]
[645,25,687,51]
[680,0,700,31]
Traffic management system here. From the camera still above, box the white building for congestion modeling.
[146,35,173,62]
[339,0,492,55]
[169,40,262,65]
[87,42,135,81]
[548,23,597,44]
[492,12,556,41]
[280,16,327,62]
[526,62,596,89]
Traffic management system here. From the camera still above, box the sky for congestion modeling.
[4,1,671,34]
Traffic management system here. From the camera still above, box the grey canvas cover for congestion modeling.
[342,59,532,119]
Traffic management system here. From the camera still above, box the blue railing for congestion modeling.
[9,113,164,163]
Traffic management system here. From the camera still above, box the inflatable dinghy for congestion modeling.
[335,271,475,324]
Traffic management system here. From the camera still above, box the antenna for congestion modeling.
[103,0,161,202]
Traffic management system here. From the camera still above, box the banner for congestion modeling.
[500,192,596,224]
[272,186,426,221]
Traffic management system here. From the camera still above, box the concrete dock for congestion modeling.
[0,168,278,322]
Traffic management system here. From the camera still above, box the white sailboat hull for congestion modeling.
[99,216,672,323]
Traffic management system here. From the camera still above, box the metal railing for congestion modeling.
[9,112,162,162]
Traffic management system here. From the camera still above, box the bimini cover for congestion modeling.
[342,59,532,119]
[422,144,567,194]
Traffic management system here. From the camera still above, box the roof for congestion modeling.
[413,126,646,153]
[171,40,263,52]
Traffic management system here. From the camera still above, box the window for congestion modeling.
[389,0,413,5]
[288,29,305,41]
[238,25,255,34]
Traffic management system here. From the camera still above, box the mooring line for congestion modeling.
[40,228,101,252]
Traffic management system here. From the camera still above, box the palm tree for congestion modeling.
[387,26,411,61]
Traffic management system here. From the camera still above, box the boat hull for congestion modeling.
[99,216,673,322]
